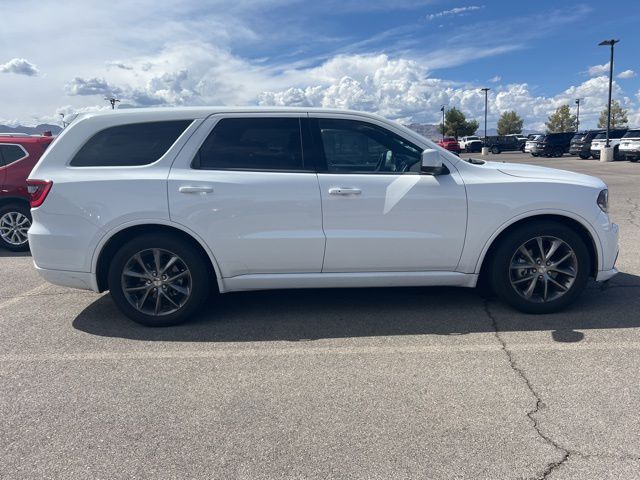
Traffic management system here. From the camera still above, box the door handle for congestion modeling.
[179,186,213,194]
[329,187,362,196]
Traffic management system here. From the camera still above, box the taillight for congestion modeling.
[26,180,53,208]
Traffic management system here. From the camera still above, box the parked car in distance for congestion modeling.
[525,134,544,154]
[459,136,482,152]
[28,107,618,326]
[437,136,461,154]
[570,130,605,159]
[590,129,628,160]
[483,135,522,154]
[529,132,575,157]
[619,129,640,162]
[0,132,55,251]
[505,134,528,151]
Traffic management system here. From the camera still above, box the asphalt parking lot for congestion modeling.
[1,152,639,479]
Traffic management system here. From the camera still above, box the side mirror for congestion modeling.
[421,149,445,175]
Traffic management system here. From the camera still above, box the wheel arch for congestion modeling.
[0,196,30,210]
[476,213,600,288]
[93,221,223,293]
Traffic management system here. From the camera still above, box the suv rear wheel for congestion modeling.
[490,221,590,314]
[491,146,500,154]
[108,233,211,326]
[0,203,31,251]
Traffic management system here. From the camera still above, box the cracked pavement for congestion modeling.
[1,153,640,479]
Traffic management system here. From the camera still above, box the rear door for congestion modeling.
[168,114,325,278]
[0,146,6,188]
[310,114,467,273]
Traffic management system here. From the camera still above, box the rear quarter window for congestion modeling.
[0,144,28,165]
[70,120,192,167]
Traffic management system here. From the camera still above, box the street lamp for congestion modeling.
[598,39,619,149]
[440,105,445,141]
[104,97,120,110]
[575,99,581,132]
[480,88,490,147]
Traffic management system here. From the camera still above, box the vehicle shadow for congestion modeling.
[0,249,31,258]
[73,273,640,344]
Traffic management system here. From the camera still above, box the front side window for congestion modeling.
[193,117,306,171]
[70,120,191,167]
[0,144,28,166]
[317,119,421,173]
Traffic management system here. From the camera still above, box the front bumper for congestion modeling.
[620,149,640,160]
[595,219,619,282]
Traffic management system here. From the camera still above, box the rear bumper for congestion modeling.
[34,264,99,292]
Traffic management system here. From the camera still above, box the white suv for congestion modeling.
[619,129,640,162]
[28,108,619,326]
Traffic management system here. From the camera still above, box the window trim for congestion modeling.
[309,117,424,175]
[190,116,315,173]
[68,120,195,169]
[0,143,29,167]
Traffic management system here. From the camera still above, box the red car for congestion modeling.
[0,132,55,251]
[437,136,461,154]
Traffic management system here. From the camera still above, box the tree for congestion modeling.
[598,100,628,129]
[438,107,479,138]
[497,111,524,135]
[545,105,576,133]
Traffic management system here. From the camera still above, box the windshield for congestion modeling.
[623,130,640,138]
[594,133,606,140]
[571,133,585,141]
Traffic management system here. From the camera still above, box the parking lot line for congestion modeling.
[0,282,50,311]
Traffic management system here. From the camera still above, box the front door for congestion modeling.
[168,114,325,278]
[310,116,467,273]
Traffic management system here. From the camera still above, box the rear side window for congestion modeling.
[70,121,191,167]
[0,144,28,165]
[193,117,306,171]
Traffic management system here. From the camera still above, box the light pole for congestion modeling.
[440,105,445,141]
[480,88,490,154]
[104,97,120,110]
[575,99,581,132]
[598,39,619,149]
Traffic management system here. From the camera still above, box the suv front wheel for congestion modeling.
[490,221,590,314]
[108,233,211,326]
[0,203,32,252]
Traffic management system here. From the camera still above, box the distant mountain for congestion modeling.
[0,124,62,135]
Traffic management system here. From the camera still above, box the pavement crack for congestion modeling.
[483,300,570,480]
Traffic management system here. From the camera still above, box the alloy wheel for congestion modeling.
[509,236,578,303]
[0,211,31,246]
[121,248,192,316]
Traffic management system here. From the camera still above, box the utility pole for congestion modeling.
[440,105,445,141]
[575,99,581,132]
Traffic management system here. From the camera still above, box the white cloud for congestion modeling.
[587,63,610,77]
[426,5,483,20]
[0,58,39,76]
[489,75,501,83]
[618,69,636,79]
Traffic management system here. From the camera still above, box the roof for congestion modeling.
[0,134,54,144]
[76,106,391,122]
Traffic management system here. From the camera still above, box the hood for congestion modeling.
[482,161,605,188]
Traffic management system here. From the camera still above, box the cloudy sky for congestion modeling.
[0,0,638,130]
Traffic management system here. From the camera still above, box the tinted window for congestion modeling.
[0,144,27,165]
[70,121,191,167]
[623,130,640,138]
[317,119,421,173]
[194,117,305,171]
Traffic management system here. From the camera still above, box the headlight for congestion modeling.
[597,189,609,213]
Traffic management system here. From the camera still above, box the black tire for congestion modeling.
[531,153,538,157]
[630,158,638,163]
[0,203,31,252]
[578,154,590,160]
[554,148,563,158]
[491,146,500,154]
[490,220,591,314]
[108,233,211,326]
